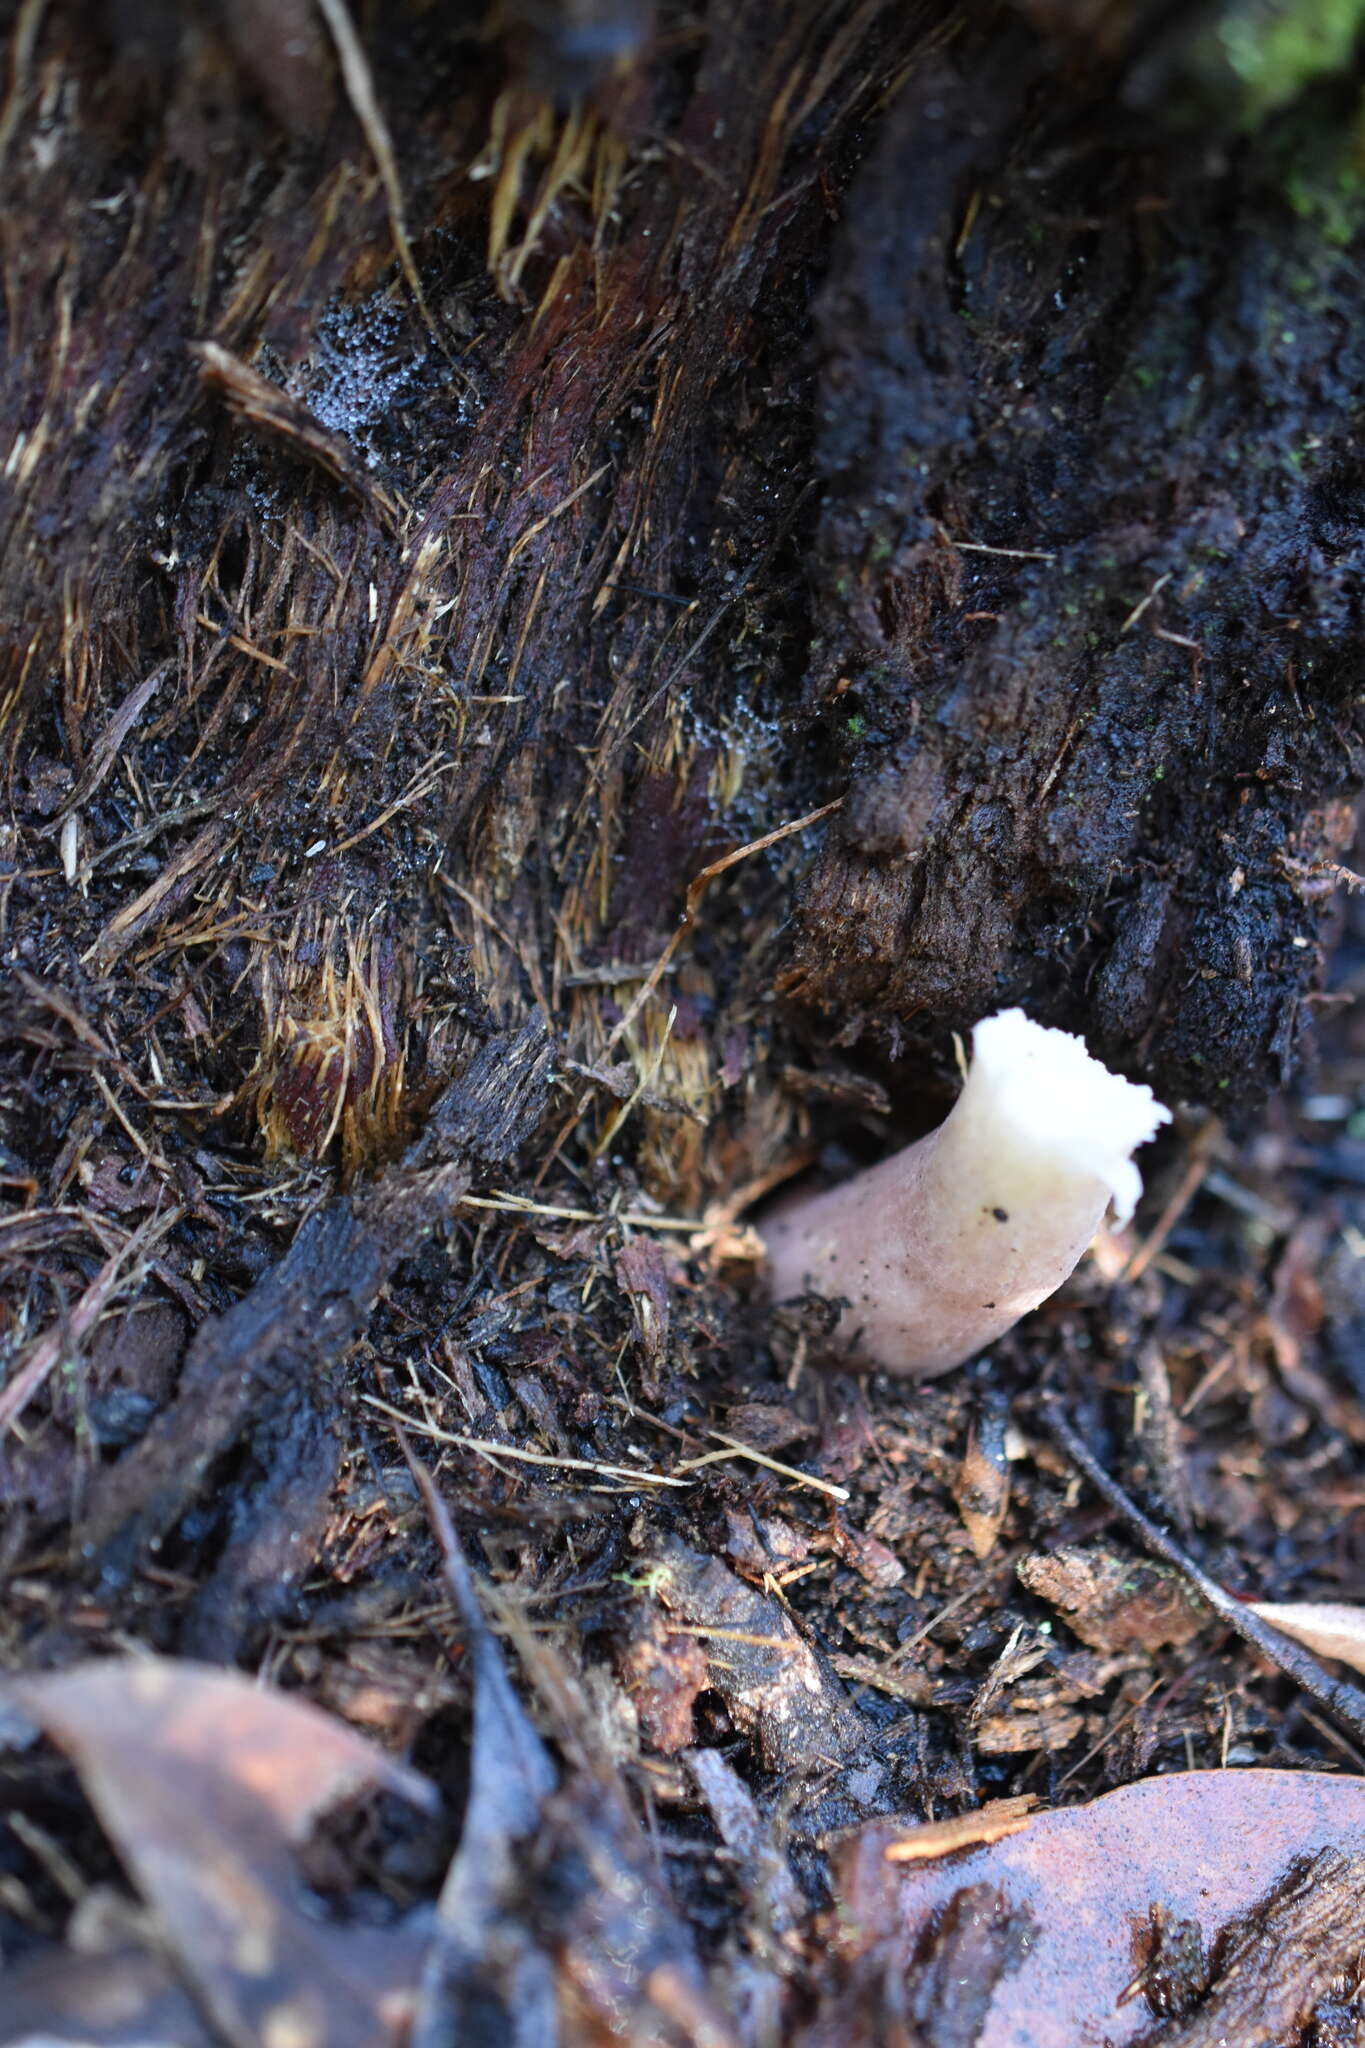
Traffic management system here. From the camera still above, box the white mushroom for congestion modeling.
[763,1008,1170,1377]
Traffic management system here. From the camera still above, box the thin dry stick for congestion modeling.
[363,1392,692,1487]
[1122,1116,1221,1283]
[674,1429,849,1503]
[462,1192,711,1233]
[663,1625,795,1649]
[943,535,1056,563]
[1041,1399,1365,1750]
[314,0,431,326]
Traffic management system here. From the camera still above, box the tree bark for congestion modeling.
[3,2,1359,1209]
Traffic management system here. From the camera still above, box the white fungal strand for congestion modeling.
[762,1008,1170,1378]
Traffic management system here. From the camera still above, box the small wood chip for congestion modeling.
[954,1398,1012,1559]
[884,1794,1039,1863]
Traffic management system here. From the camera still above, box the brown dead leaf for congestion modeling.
[828,1769,1365,2047]
[1248,1600,1365,1678]
[618,1610,712,1754]
[884,1795,1039,1863]
[5,1657,438,2048]
[955,1403,1011,1559]
[1017,1544,1206,1653]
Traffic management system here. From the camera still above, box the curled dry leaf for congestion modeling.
[954,1400,1012,1560]
[1248,1601,1365,1678]
[828,1769,1365,2047]
[4,1657,438,2048]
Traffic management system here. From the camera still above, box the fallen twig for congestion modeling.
[1040,1399,1365,1751]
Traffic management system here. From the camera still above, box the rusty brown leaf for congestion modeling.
[829,1769,1365,2047]
[5,1657,438,2048]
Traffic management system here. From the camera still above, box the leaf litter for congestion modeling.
[828,1771,1365,2048]
[1,1658,437,2048]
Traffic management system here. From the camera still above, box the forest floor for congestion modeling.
[2,5,1365,2045]
[3,705,1364,2046]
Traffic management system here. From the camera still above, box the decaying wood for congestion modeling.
[1042,1401,1365,1751]
[790,27,1365,1105]
[78,1020,551,1599]
[1133,1848,1365,2047]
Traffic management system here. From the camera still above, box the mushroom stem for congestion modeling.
[762,1009,1170,1377]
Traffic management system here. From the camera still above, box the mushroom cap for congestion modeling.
[966,1008,1170,1226]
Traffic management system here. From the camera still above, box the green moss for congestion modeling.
[1215,0,1365,124]
[1284,150,1365,246]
